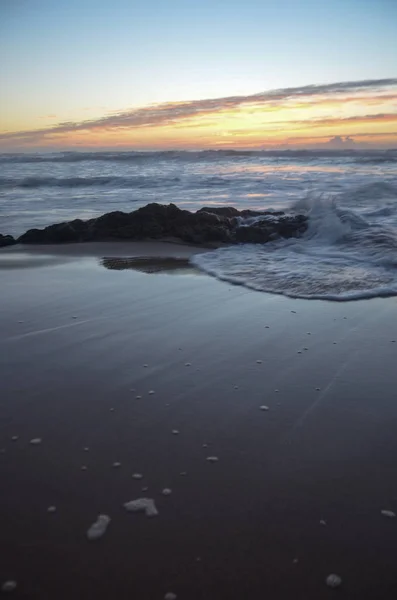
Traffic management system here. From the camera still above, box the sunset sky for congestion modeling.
[1,0,396,151]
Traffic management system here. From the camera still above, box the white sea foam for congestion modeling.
[192,182,397,301]
[86,515,111,540]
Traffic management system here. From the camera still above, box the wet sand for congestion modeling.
[1,243,397,599]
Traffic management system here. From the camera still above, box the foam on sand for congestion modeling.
[87,515,111,540]
[124,498,158,517]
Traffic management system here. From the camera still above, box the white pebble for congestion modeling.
[256,360,262,364]
[206,456,219,463]
[84,447,89,452]
[185,362,191,367]
[162,488,172,496]
[47,506,56,513]
[87,514,111,540]
[112,462,121,468]
[136,395,142,399]
[381,509,396,518]
[148,390,155,395]
[326,574,342,588]
[172,430,179,435]
[132,473,143,480]
[1,581,17,593]
[260,405,269,411]
[109,407,115,412]
[274,389,279,393]
[320,519,327,526]
[164,593,177,600]
[11,436,19,441]
[202,443,208,448]
[81,465,87,471]
[124,498,158,517]
[30,438,42,445]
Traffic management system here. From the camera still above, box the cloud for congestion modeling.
[1,78,396,144]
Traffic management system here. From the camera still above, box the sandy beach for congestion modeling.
[1,241,397,599]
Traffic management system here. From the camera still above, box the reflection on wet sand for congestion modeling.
[101,256,201,275]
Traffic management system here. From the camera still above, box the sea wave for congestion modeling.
[0,148,396,164]
[192,181,397,301]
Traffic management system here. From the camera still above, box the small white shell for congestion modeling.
[206,456,219,463]
[30,438,42,445]
[162,488,172,496]
[172,430,179,435]
[325,574,342,588]
[112,462,121,468]
[381,509,396,518]
[132,473,143,480]
[260,405,269,411]
[1,581,17,593]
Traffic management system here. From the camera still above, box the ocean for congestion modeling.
[1,149,397,300]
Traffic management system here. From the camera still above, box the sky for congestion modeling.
[0,0,396,151]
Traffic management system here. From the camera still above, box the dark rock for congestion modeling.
[235,214,308,244]
[16,203,307,246]
[0,234,16,247]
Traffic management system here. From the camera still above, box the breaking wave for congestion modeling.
[192,182,397,301]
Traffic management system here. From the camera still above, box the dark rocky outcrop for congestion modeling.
[0,234,16,247]
[14,203,308,246]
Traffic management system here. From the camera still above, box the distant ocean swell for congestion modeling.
[0,149,396,164]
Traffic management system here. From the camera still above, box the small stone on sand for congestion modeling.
[30,438,42,445]
[303,347,308,351]
[112,462,121,468]
[260,405,269,411]
[381,509,396,518]
[265,325,270,328]
[109,408,115,412]
[47,506,56,513]
[162,488,172,496]
[185,362,191,366]
[326,574,342,588]
[130,388,135,392]
[297,351,302,354]
[180,472,187,476]
[206,456,219,463]
[81,466,87,471]
[164,593,177,600]
[172,430,179,435]
[234,386,239,390]
[132,473,143,480]
[148,390,155,395]
[256,360,262,364]
[291,310,297,313]
[124,498,158,517]
[320,519,327,526]
[84,447,89,452]
[274,389,279,393]
[293,558,299,564]
[142,486,148,491]
[72,316,77,319]
[136,395,142,399]
[1,581,17,593]
[315,387,321,391]
[87,514,111,540]
[202,443,208,448]
[143,364,148,368]
[11,436,18,441]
